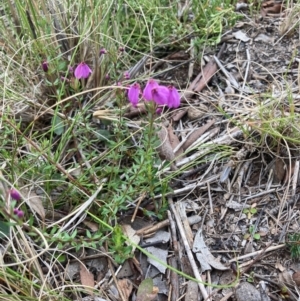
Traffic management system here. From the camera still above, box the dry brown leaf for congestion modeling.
[157,125,175,162]
[182,119,215,151]
[121,224,140,252]
[118,279,133,301]
[180,45,225,104]
[80,263,94,295]
[136,278,158,301]
[21,189,45,219]
[274,158,285,183]
[124,103,147,118]
[172,108,188,122]
[261,1,283,16]
[167,124,180,150]
[83,220,99,232]
[167,124,184,160]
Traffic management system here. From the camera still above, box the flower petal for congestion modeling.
[167,86,181,108]
[74,62,92,79]
[151,85,169,105]
[128,83,141,107]
[143,79,159,101]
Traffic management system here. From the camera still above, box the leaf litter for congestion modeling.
[105,2,300,300]
[3,0,300,300]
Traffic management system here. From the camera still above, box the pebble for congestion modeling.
[235,282,260,301]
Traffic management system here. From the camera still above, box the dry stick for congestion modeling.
[207,182,213,215]
[213,55,239,89]
[131,192,147,222]
[108,259,127,301]
[136,219,169,236]
[177,202,194,248]
[240,47,251,97]
[168,211,179,255]
[176,128,243,167]
[168,210,186,275]
[154,175,219,200]
[136,215,202,236]
[219,292,234,301]
[181,119,216,151]
[169,257,179,301]
[228,244,285,263]
[188,37,195,79]
[207,271,212,299]
[187,127,220,152]
[292,160,299,196]
[168,198,209,301]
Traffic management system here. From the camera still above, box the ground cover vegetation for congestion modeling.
[1,0,300,300]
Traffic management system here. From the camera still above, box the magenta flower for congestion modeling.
[13,208,24,218]
[74,62,92,79]
[128,83,141,107]
[10,189,21,201]
[42,61,48,72]
[16,210,24,218]
[100,48,107,55]
[124,71,130,80]
[143,79,159,101]
[167,86,181,108]
[156,107,163,115]
[151,86,169,106]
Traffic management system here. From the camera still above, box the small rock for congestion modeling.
[235,282,260,301]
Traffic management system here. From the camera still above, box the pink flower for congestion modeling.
[10,189,21,201]
[128,83,141,107]
[143,79,159,101]
[74,62,92,79]
[13,208,24,218]
[124,71,130,80]
[156,107,163,114]
[16,210,24,218]
[100,48,107,55]
[151,86,169,106]
[167,86,180,108]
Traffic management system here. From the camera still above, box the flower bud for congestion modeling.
[10,189,21,201]
[42,60,49,72]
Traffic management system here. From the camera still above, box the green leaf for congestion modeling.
[50,226,57,235]
[55,253,66,263]
[71,229,77,239]
[58,60,67,71]
[52,115,65,136]
[253,233,260,240]
[250,208,257,214]
[0,221,10,238]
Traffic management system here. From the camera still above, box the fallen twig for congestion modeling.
[169,198,210,300]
